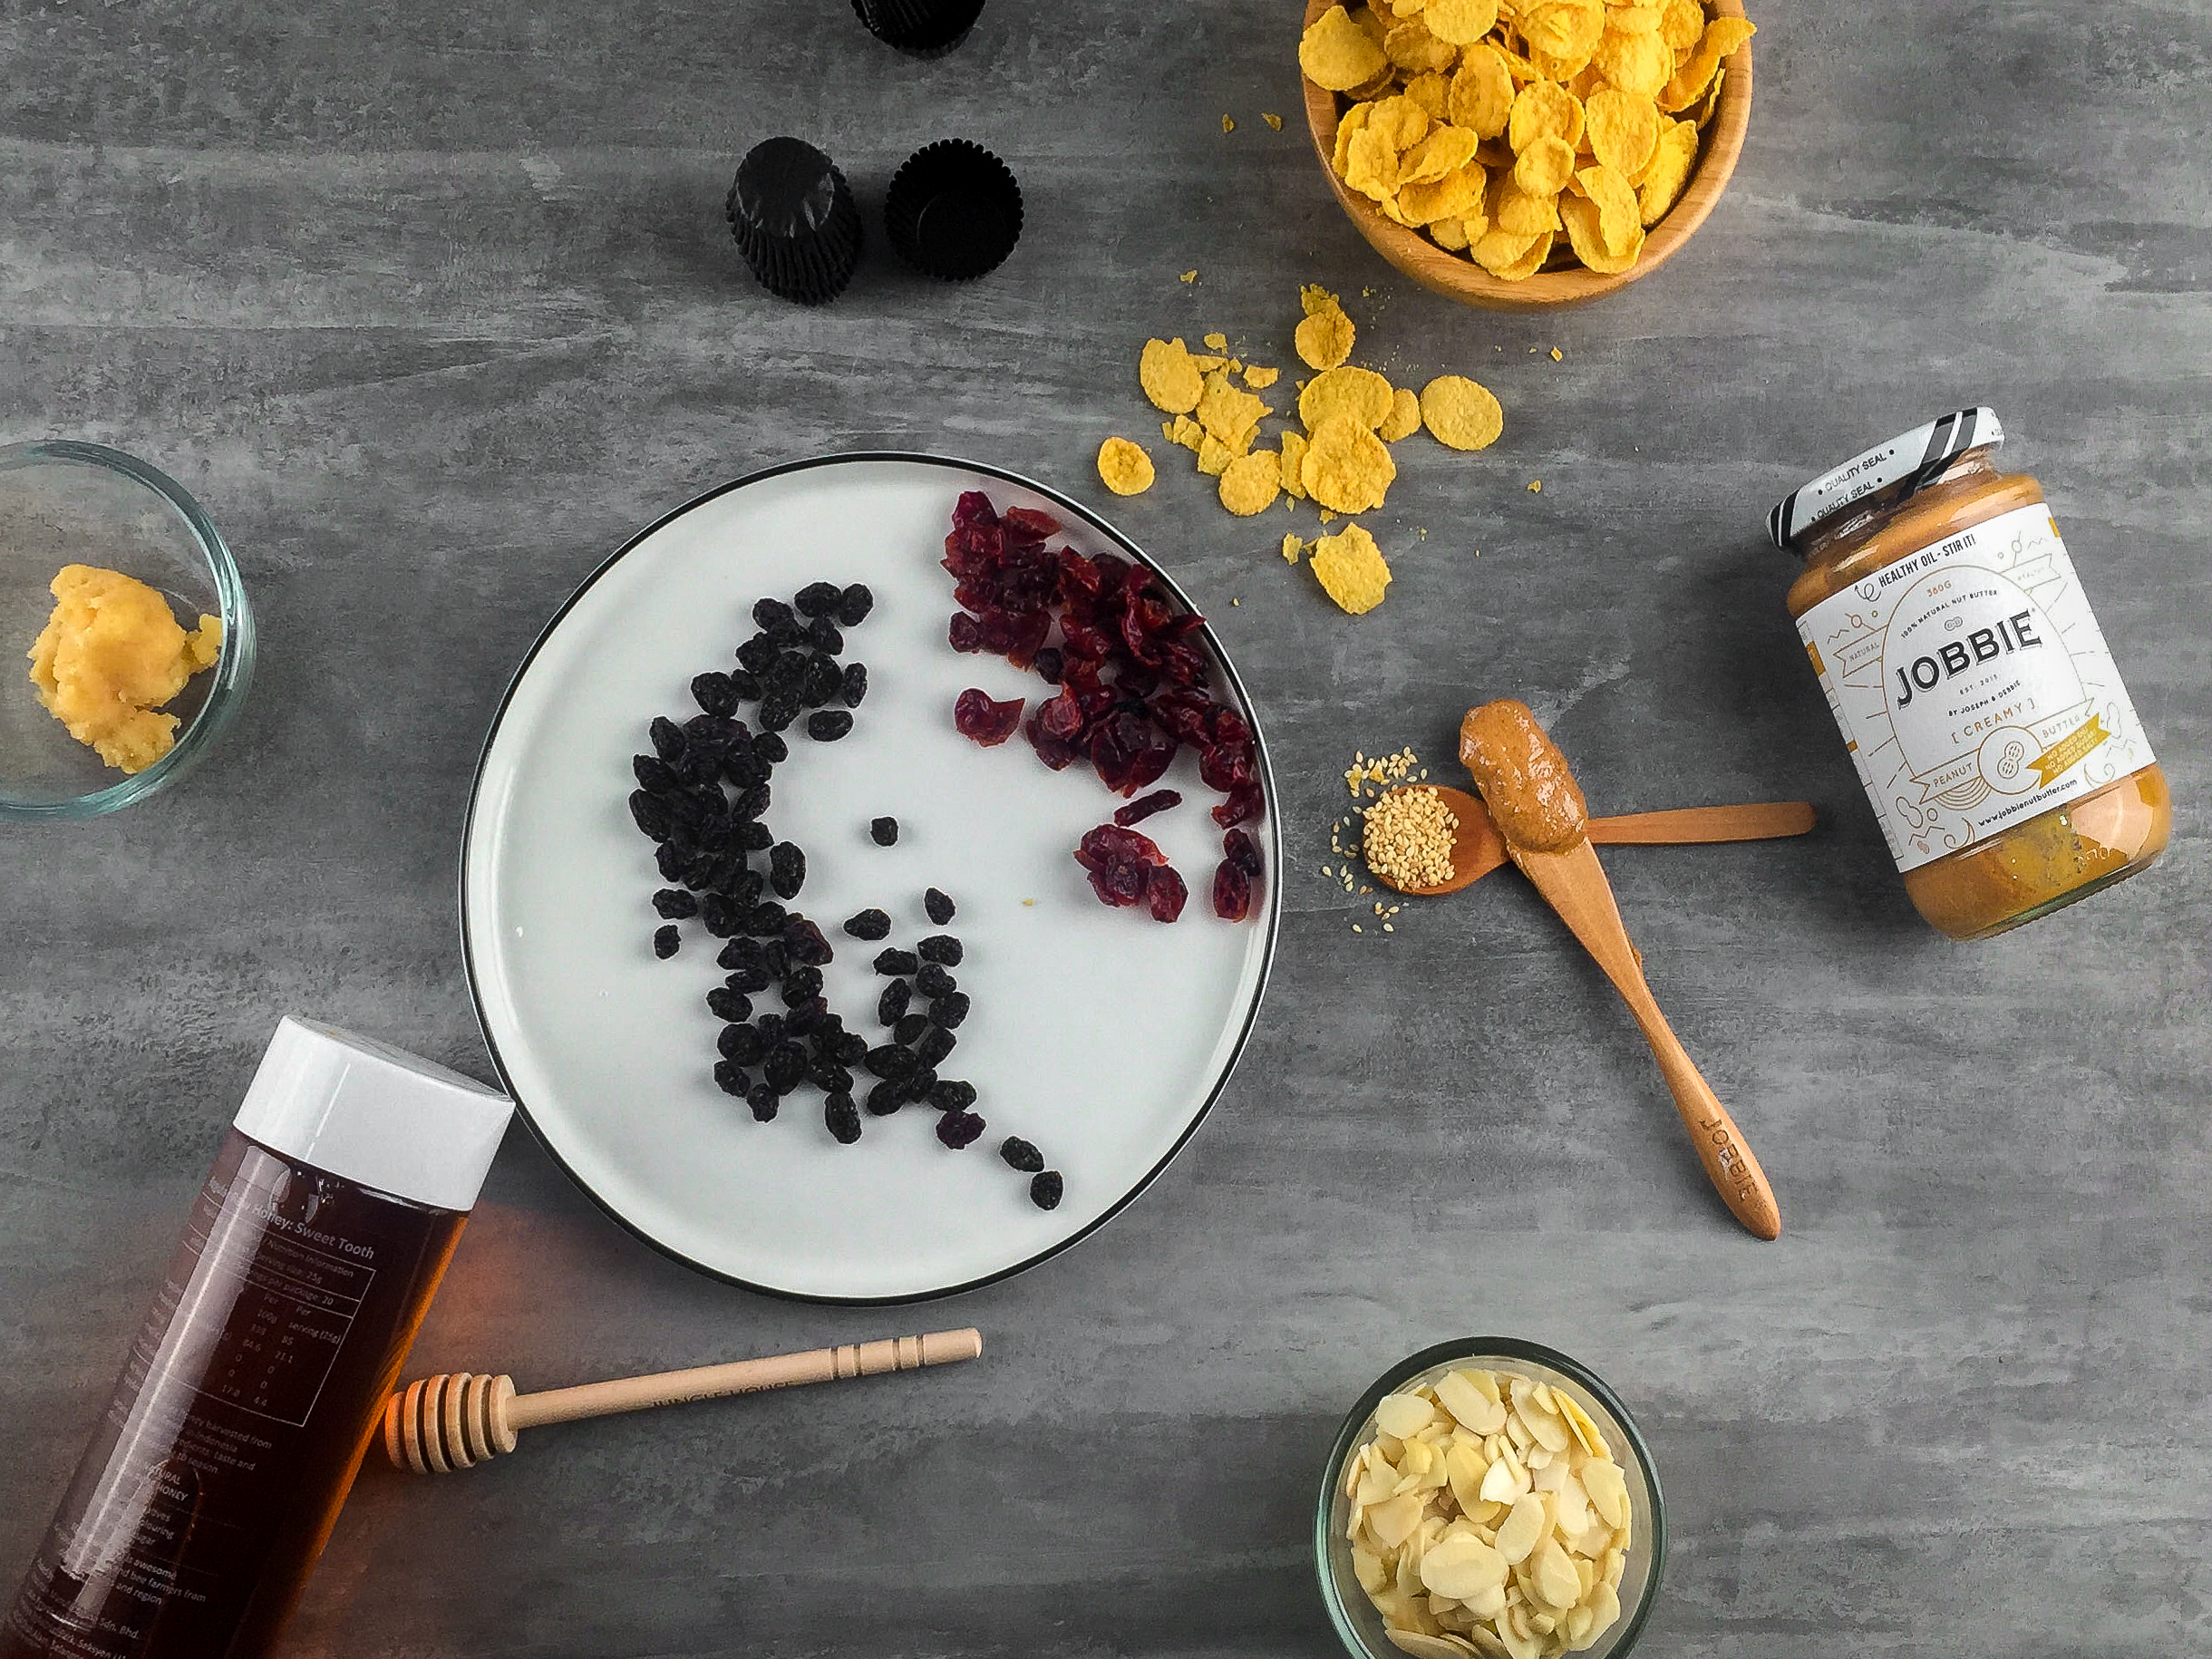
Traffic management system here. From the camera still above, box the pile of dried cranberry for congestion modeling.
[942,490,1264,921]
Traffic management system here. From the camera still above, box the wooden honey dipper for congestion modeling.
[383,1327,983,1474]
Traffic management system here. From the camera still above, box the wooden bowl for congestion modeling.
[1298,0,1754,310]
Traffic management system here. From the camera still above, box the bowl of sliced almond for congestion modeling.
[1316,1339,1665,1659]
[1297,0,1755,309]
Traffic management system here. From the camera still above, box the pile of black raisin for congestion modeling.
[628,583,874,1146]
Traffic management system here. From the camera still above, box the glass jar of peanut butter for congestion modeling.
[1772,409,2169,940]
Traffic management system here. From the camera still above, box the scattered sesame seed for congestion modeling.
[1550,347,1564,362]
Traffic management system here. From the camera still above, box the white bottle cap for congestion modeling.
[232,1016,512,1213]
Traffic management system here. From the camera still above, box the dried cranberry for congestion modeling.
[1091,711,1176,796]
[1212,859,1253,922]
[948,612,984,653]
[1075,825,1167,872]
[1025,716,1080,771]
[1223,828,1264,877]
[1147,864,1188,922]
[1087,859,1150,908]
[954,688,1024,746]
[1198,742,1256,793]
[1213,783,1264,829]
[1115,790,1182,827]
[1003,505,1060,541]
[1033,646,1064,684]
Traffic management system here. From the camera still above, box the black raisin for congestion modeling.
[806,617,845,657]
[878,979,911,1025]
[1030,1170,1063,1209]
[706,985,752,1022]
[741,822,774,852]
[764,1042,808,1094]
[870,815,898,846]
[719,936,763,970]
[865,1045,917,1080]
[649,715,687,761]
[700,896,740,937]
[768,842,806,899]
[730,783,771,823]
[785,996,828,1036]
[755,1013,786,1046]
[936,1111,985,1150]
[653,924,681,958]
[723,963,770,994]
[758,692,799,732]
[914,1025,956,1068]
[728,667,762,701]
[684,712,737,748]
[934,1080,979,1113]
[713,1061,750,1097]
[745,1082,778,1121]
[893,1012,930,1045]
[752,597,796,631]
[929,991,970,1030]
[765,650,810,694]
[675,847,718,888]
[809,1012,848,1048]
[764,617,803,650]
[761,940,790,978]
[800,655,844,707]
[715,866,764,906]
[841,663,868,708]
[902,1067,939,1103]
[917,934,964,965]
[633,754,681,796]
[736,634,778,674]
[630,791,674,841]
[1033,646,1064,684]
[865,1081,905,1116]
[924,888,956,925]
[692,671,741,716]
[875,947,919,976]
[744,901,787,936]
[719,1024,765,1064]
[832,1031,868,1066]
[844,908,891,940]
[754,730,788,763]
[674,745,722,788]
[781,967,825,1004]
[795,581,843,617]
[653,842,690,885]
[836,583,874,626]
[724,750,771,789]
[916,963,957,999]
[1000,1135,1043,1172]
[809,1058,855,1094]
[783,917,834,965]
[824,1092,862,1144]
[654,888,698,919]
[806,710,854,742]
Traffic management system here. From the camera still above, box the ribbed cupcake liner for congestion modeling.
[883,138,1024,281]
[725,139,864,305]
[851,0,985,58]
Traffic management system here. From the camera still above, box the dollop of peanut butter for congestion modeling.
[1458,698,1589,852]
[27,565,222,774]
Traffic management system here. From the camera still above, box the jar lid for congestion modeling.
[232,1016,512,1212]
[1768,407,2003,553]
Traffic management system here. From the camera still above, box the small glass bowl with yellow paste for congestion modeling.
[0,441,253,820]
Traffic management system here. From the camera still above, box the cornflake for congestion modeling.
[1096,437,1156,496]
[1308,523,1392,614]
[1338,1365,1637,1659]
[1304,0,1754,279]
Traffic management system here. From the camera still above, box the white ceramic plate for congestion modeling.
[462,454,1280,1302]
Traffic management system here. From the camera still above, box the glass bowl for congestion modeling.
[0,441,254,820]
[1315,1339,1666,1659]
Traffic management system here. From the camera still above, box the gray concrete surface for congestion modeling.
[3,2,2208,1654]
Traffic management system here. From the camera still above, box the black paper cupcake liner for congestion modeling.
[725,137,864,305]
[884,139,1024,282]
[851,0,985,58]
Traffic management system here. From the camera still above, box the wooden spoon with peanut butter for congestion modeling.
[1459,699,1783,1241]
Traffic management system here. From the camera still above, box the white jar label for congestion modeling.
[1795,500,2154,873]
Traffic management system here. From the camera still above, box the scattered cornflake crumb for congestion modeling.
[1263,112,1284,130]
[1222,114,1236,132]
[1023,897,1036,907]
[1180,269,1198,284]
[1203,331,1229,352]
[1528,479,1543,492]
[1281,531,1304,563]
[1550,347,1564,362]
[1243,364,1279,390]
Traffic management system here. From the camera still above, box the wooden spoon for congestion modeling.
[1509,839,1782,1240]
[1368,787,1815,897]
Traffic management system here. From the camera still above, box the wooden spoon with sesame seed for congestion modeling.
[1367,786,1816,897]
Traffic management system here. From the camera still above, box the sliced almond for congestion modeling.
[1377,1392,1441,1439]
[1495,1493,1547,1565]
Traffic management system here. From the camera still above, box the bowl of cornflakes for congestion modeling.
[1316,1339,1665,1659]
[1298,0,1754,309]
